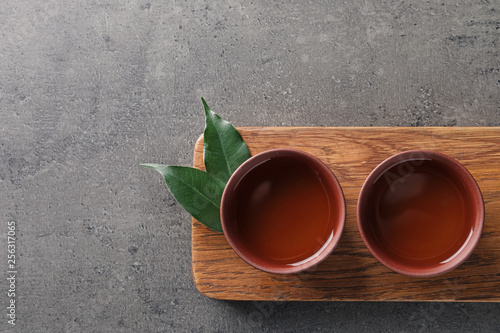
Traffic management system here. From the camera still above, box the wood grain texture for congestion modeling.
[191,127,500,301]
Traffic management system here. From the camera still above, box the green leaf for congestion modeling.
[140,164,225,232]
[202,98,251,182]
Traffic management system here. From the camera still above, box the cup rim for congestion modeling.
[357,149,485,277]
[221,148,346,274]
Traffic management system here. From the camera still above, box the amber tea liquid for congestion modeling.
[232,157,337,266]
[371,159,474,267]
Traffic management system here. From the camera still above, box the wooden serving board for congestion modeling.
[191,127,500,301]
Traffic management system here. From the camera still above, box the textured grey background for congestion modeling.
[1,0,500,332]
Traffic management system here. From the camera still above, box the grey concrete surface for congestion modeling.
[1,0,499,332]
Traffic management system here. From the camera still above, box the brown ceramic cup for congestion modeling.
[221,149,346,274]
[357,150,484,277]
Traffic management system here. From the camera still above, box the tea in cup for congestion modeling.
[357,150,484,277]
[221,149,346,274]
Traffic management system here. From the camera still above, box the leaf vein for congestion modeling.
[171,173,221,209]
[213,117,233,177]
